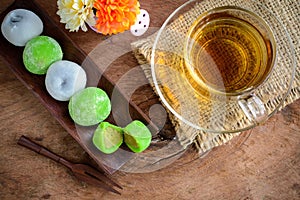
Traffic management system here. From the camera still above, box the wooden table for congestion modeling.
[1,0,299,199]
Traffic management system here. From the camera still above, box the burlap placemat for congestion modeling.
[132,0,300,154]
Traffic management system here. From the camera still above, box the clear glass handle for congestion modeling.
[238,94,267,124]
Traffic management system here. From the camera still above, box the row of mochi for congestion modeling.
[1,9,87,101]
[2,9,152,154]
[4,9,112,127]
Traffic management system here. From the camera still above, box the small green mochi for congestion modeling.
[93,122,123,154]
[124,120,152,153]
[68,87,111,126]
[23,36,63,74]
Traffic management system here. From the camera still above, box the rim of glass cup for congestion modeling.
[150,0,296,133]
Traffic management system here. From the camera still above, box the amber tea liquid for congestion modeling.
[184,8,275,97]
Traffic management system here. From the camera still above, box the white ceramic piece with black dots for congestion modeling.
[130,9,150,36]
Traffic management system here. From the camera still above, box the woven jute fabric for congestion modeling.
[132,0,300,154]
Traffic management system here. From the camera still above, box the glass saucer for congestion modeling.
[151,0,295,133]
[77,0,295,174]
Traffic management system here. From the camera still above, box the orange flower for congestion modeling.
[93,0,140,35]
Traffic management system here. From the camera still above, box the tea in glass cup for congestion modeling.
[184,6,276,98]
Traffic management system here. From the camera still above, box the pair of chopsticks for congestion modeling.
[17,135,122,195]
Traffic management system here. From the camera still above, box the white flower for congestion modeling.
[57,0,96,32]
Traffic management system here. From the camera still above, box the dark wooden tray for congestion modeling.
[0,0,176,173]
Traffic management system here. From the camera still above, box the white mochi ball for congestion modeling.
[1,9,43,46]
[45,60,87,101]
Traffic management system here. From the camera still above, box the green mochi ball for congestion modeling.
[23,36,63,75]
[93,122,123,154]
[124,120,152,153]
[68,87,111,126]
